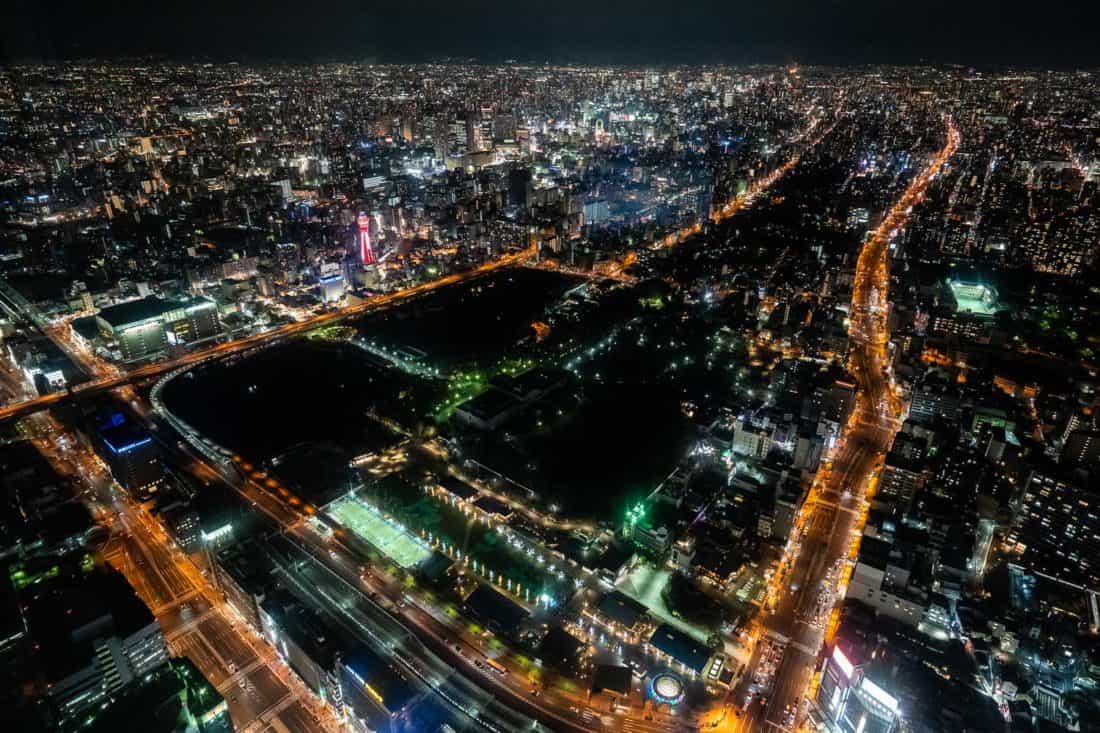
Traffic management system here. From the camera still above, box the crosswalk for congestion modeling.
[163,603,217,641]
[241,692,297,733]
[154,588,203,616]
[216,657,268,695]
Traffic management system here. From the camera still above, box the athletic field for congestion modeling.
[328,495,432,569]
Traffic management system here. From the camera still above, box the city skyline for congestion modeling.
[2,0,1100,68]
[0,46,1098,733]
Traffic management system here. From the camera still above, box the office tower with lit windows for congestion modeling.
[96,422,164,499]
[465,109,484,153]
[357,213,377,266]
[24,568,169,726]
[816,641,901,733]
[1017,212,1099,277]
[432,112,450,161]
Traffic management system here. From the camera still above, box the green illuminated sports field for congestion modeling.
[328,494,432,569]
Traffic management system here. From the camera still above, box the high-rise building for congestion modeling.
[432,113,450,161]
[1018,213,1099,277]
[583,198,610,226]
[23,568,170,725]
[1062,430,1100,468]
[908,383,961,425]
[357,213,377,266]
[818,380,857,427]
[161,500,203,554]
[879,457,924,506]
[340,643,419,733]
[479,105,494,146]
[213,541,272,632]
[320,273,345,303]
[319,262,346,303]
[508,168,532,207]
[1005,472,1100,589]
[97,422,163,499]
[494,110,516,142]
[259,590,343,712]
[465,110,484,153]
[816,641,901,733]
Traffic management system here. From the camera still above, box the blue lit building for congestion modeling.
[319,272,346,304]
[339,643,419,733]
[97,422,163,500]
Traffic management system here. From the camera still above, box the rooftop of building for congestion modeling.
[538,625,586,670]
[96,296,182,328]
[99,421,154,456]
[0,440,60,491]
[490,366,568,400]
[855,534,895,572]
[597,590,648,629]
[193,482,247,533]
[215,540,274,599]
[464,584,528,634]
[96,295,214,330]
[342,642,418,713]
[472,494,513,518]
[260,588,342,671]
[438,475,479,501]
[25,567,157,683]
[648,623,712,674]
[456,387,522,421]
[590,663,632,696]
[71,314,100,341]
[416,550,454,586]
[588,541,635,575]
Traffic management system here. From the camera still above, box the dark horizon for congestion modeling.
[2,0,1099,69]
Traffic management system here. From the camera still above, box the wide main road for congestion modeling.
[28,409,339,733]
[0,246,534,422]
[749,117,961,732]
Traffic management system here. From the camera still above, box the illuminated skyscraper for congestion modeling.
[432,112,450,161]
[816,641,901,733]
[96,421,163,500]
[358,213,377,265]
[466,109,484,153]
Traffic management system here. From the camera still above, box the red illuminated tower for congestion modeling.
[357,213,376,265]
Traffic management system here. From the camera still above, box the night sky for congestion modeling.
[1,0,1098,68]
